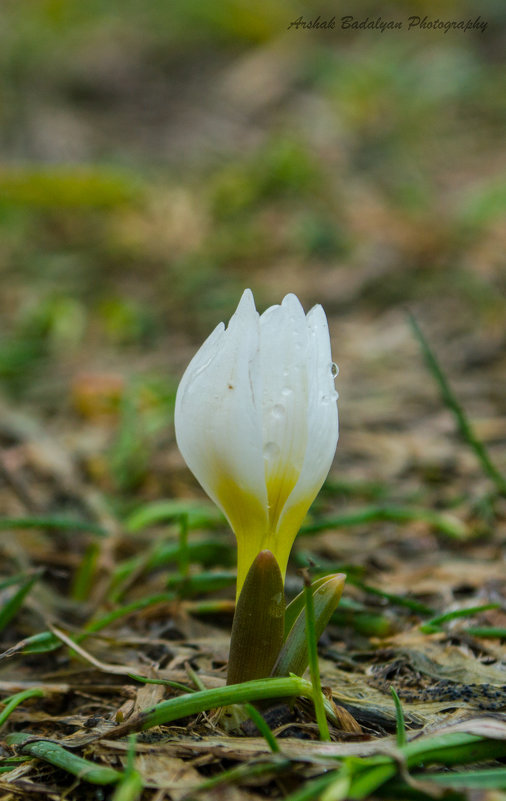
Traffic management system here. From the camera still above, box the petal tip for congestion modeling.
[229,288,258,329]
[238,287,256,310]
[281,292,305,312]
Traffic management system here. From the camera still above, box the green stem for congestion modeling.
[303,579,331,742]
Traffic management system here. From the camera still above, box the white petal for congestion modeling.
[175,290,268,550]
[275,303,338,544]
[259,293,309,533]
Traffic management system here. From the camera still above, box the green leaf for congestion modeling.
[272,573,345,678]
[284,575,332,638]
[226,550,285,685]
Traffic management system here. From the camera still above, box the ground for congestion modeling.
[0,2,505,799]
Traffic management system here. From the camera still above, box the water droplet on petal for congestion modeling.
[322,390,338,405]
[281,386,293,397]
[271,404,285,419]
[263,441,280,460]
[331,362,339,378]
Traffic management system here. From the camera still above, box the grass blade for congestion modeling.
[110,676,332,736]
[244,703,280,753]
[6,732,122,785]
[126,500,223,532]
[303,574,331,741]
[177,513,190,579]
[0,570,42,632]
[412,766,506,789]
[0,517,107,536]
[0,688,44,728]
[390,686,406,747]
[71,542,100,602]
[301,505,467,538]
[286,728,506,801]
[465,626,506,638]
[196,758,291,792]
[409,312,506,495]
[420,603,499,633]
[111,735,144,801]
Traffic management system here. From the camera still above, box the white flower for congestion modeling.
[175,289,339,594]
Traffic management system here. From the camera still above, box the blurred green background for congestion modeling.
[0,0,504,502]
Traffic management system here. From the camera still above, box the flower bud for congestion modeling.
[175,289,339,595]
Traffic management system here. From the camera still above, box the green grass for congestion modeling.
[0,2,504,798]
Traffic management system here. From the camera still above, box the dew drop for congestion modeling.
[331,362,339,378]
[263,441,280,460]
[271,403,285,419]
[281,386,293,397]
[322,390,338,405]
